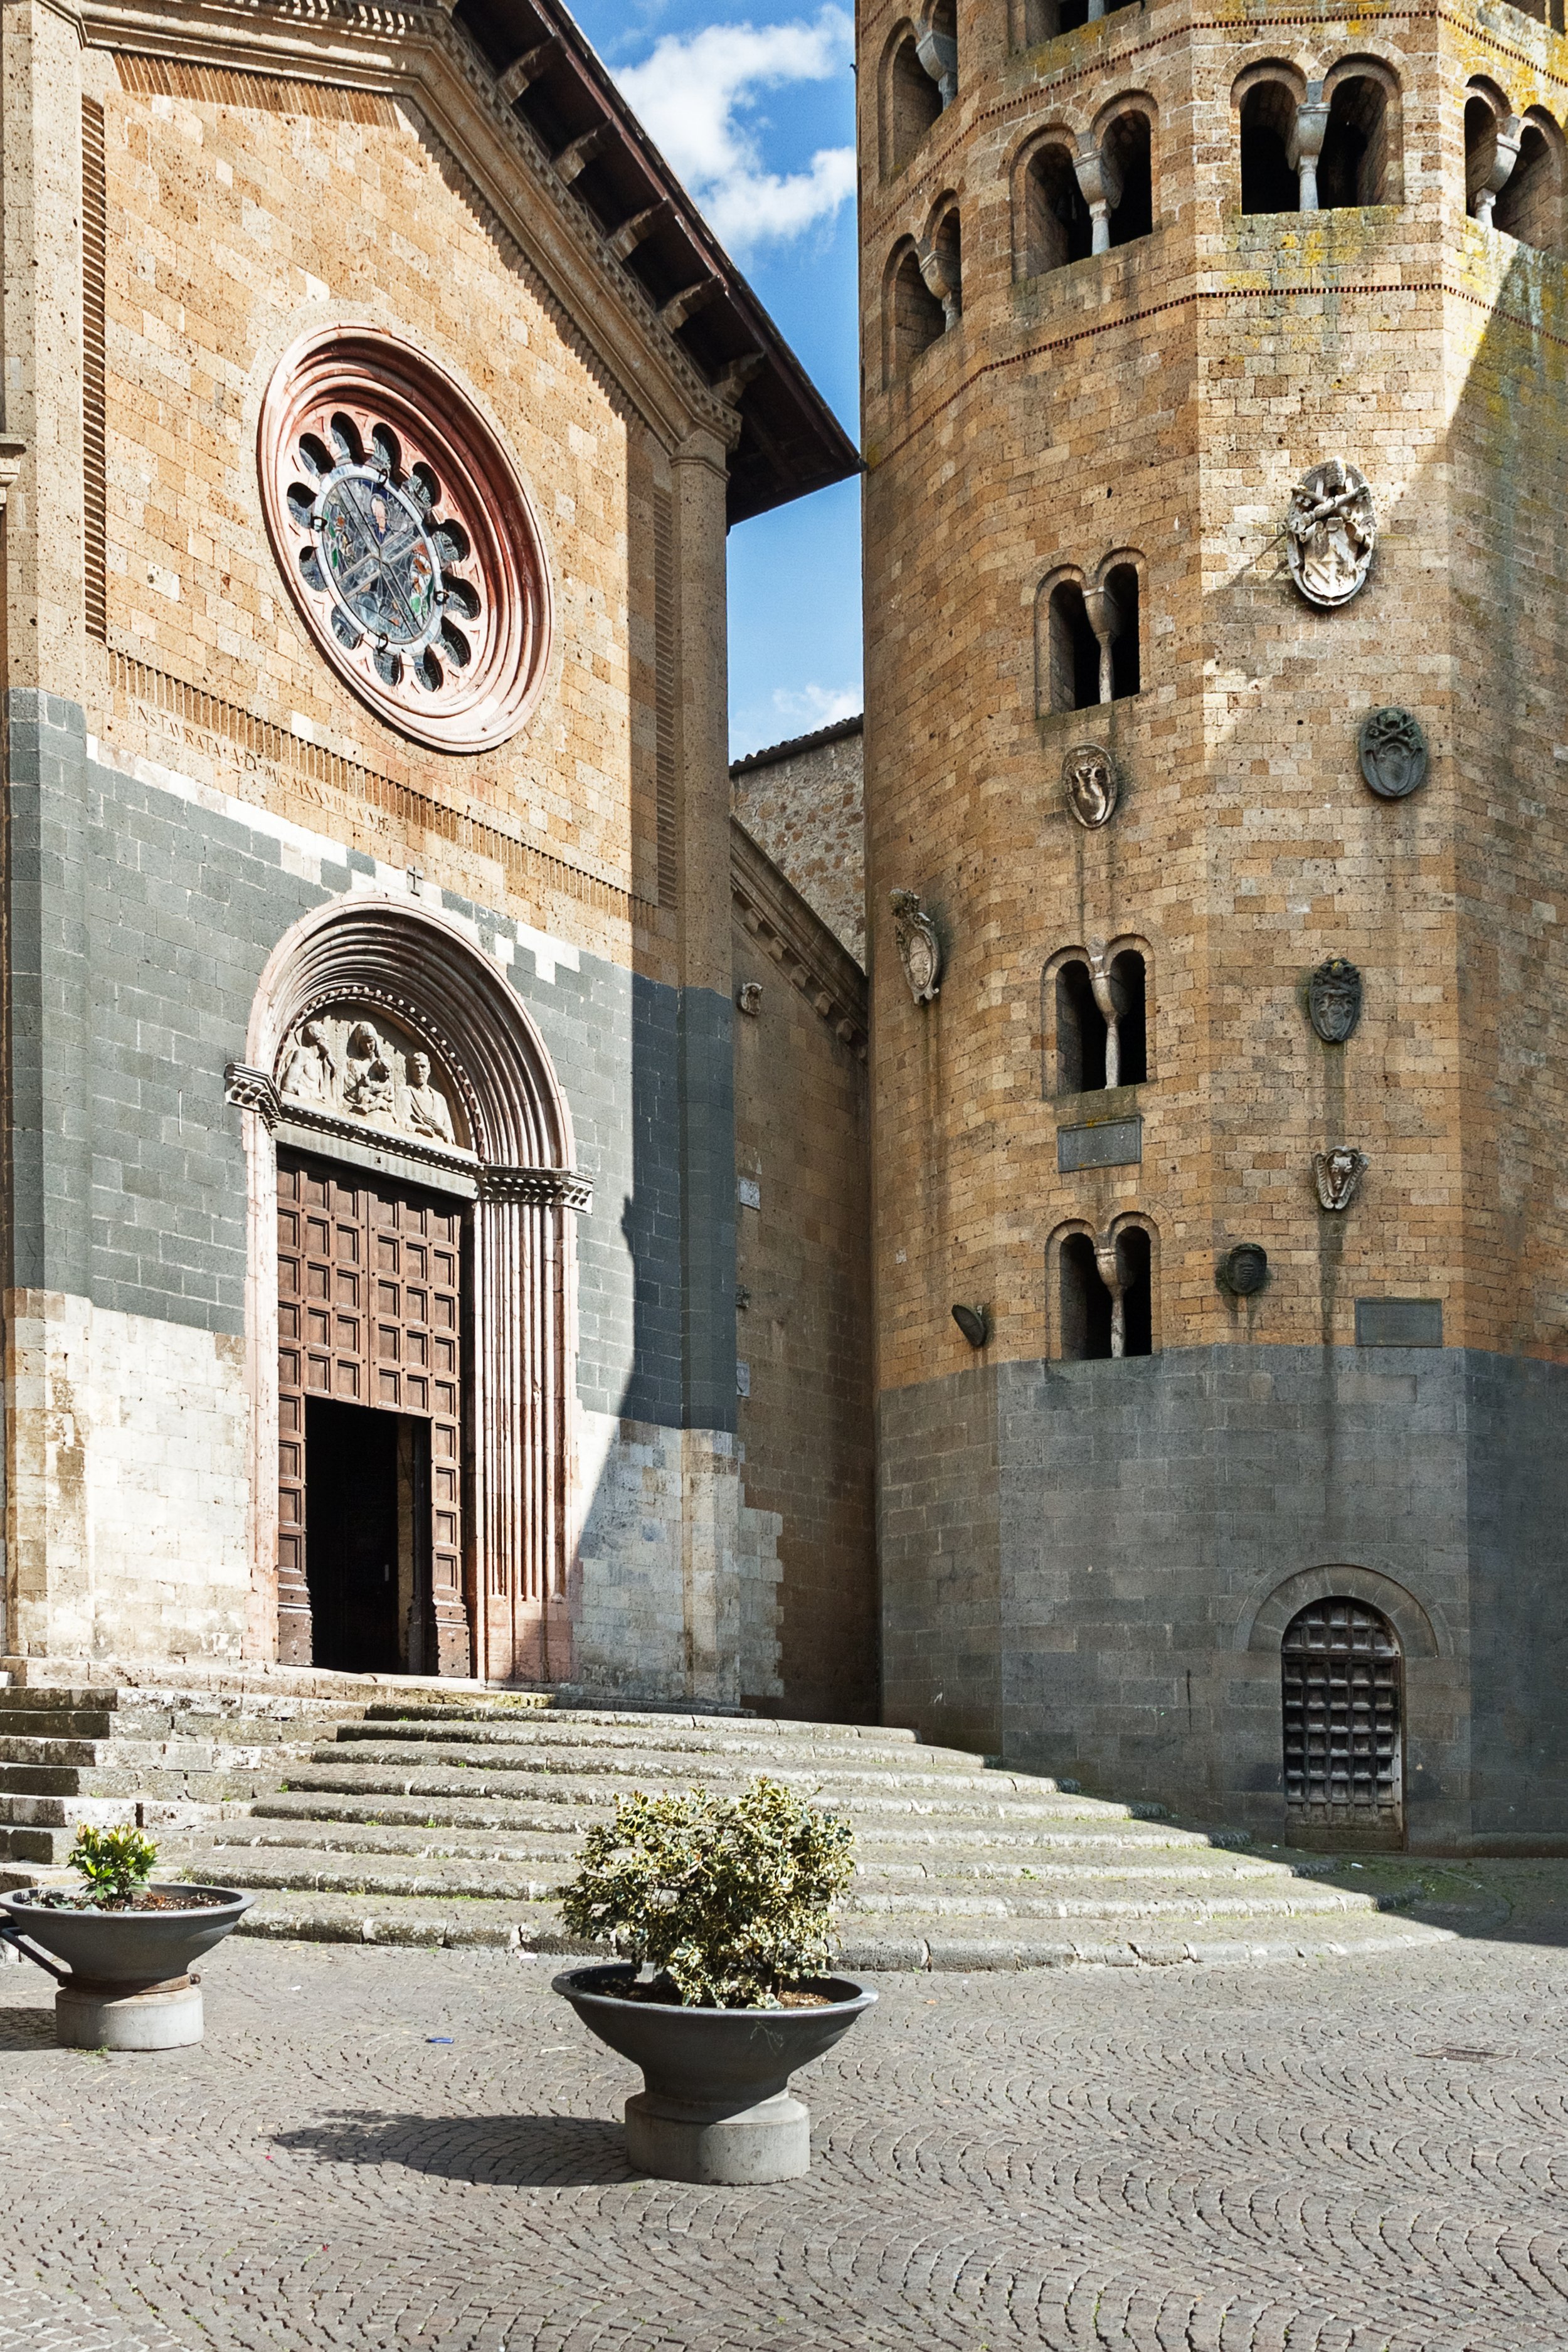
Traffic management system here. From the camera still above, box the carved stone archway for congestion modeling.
[226,896,589,1683]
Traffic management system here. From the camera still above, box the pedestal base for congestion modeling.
[624,2089,810,2184]
[55,1979,203,2050]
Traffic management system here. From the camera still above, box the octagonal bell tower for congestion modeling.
[861,0,1568,1848]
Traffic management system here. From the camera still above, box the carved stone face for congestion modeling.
[1063,744,1117,830]
[1308,957,1363,1044]
[1358,706,1429,800]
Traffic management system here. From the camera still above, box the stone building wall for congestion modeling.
[731,718,866,965]
[859,0,1568,1840]
[731,822,877,1721]
[0,1,852,1697]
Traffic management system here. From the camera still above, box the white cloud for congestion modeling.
[615,10,855,257]
[771,681,861,727]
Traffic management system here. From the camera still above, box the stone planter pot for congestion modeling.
[553,1961,876,2183]
[0,1884,254,2050]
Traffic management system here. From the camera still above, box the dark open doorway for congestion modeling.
[305,1397,431,1673]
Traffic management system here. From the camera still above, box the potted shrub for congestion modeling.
[552,1775,876,2183]
[0,1825,253,2049]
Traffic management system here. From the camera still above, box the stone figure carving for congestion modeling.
[1308,957,1363,1044]
[891,890,943,1004]
[405,1051,456,1144]
[344,1021,396,1118]
[1062,743,1118,830]
[278,1020,334,1106]
[1285,460,1376,608]
[273,1006,466,1152]
[1218,1242,1268,1298]
[1357,706,1429,800]
[1313,1145,1369,1210]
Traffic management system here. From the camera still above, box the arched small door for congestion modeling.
[1281,1598,1404,1850]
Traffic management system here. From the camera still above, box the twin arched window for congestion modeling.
[881,7,958,181]
[1053,1221,1157,1359]
[1018,109,1154,275]
[1237,64,1400,213]
[1465,80,1565,251]
[1037,559,1142,711]
[1045,943,1150,1096]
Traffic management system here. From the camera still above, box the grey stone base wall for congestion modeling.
[879,1345,1568,1848]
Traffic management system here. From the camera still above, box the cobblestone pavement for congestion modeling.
[4,1863,1568,2352]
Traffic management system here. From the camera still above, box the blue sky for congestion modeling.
[568,1,862,758]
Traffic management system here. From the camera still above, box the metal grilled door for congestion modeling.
[1281,1598,1403,1848]
[276,1149,467,1670]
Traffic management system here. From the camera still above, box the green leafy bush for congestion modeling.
[558,1775,855,2008]
[68,1823,159,1906]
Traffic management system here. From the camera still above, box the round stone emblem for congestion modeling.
[259,329,551,753]
[1357,706,1428,800]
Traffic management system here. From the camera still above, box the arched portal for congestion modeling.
[226,898,589,1685]
[1281,1597,1404,1848]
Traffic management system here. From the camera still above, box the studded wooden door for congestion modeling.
[1281,1599,1403,1849]
[276,1149,470,1673]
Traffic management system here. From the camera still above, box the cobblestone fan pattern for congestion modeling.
[11,1696,1485,1968]
[5,1880,1568,2351]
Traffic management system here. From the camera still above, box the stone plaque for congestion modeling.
[1057,1116,1142,1173]
[890,889,942,1003]
[1355,1298,1443,1348]
[1357,706,1428,800]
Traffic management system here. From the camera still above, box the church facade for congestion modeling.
[861,0,1568,1848]
[0,0,863,1710]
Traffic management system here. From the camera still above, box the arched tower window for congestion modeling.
[885,242,946,380]
[1021,142,1093,275]
[1019,0,1137,40]
[1049,946,1148,1094]
[1318,73,1395,207]
[884,28,942,177]
[1088,559,1141,699]
[1496,114,1565,251]
[923,204,963,327]
[1465,83,1520,226]
[1056,1222,1156,1360]
[1046,580,1100,710]
[1239,80,1301,213]
[1103,109,1153,245]
[1281,1599,1404,1850]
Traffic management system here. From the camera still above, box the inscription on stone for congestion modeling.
[1057,1116,1142,1173]
[1355,1298,1443,1348]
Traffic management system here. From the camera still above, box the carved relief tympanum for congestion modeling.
[275,1006,469,1154]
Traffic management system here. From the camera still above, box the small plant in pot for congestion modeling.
[552,1775,876,2184]
[0,1825,254,2051]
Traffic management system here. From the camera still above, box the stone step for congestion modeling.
[156,1839,1394,1919]
[275,1761,1148,1816]
[218,1885,1471,1970]
[242,1788,1210,1846]
[191,1816,1243,1872]
[332,1719,942,1765]
[310,1734,1012,1783]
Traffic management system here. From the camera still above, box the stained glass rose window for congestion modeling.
[259,331,551,753]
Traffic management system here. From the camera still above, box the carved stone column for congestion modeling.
[1073,138,1123,257]
[1289,84,1330,213]
[474,1166,590,1681]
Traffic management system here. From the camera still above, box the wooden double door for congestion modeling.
[277,1150,470,1673]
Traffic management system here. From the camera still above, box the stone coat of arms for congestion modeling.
[1357,706,1428,800]
[1307,957,1362,1044]
[1313,1145,1369,1211]
[890,890,943,1004]
[1285,460,1376,608]
[1062,743,1118,830]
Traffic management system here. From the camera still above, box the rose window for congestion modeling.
[259,330,551,754]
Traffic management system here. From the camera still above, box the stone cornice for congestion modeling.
[78,0,857,520]
[730,818,868,1062]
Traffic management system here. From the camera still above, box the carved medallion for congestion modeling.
[1313,1145,1369,1211]
[275,1005,467,1152]
[1218,1243,1268,1298]
[1285,459,1376,608]
[1357,706,1428,800]
[951,1303,989,1348]
[1062,743,1118,830]
[891,890,943,1004]
[1308,957,1363,1044]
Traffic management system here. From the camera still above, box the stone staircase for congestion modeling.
[0,1689,1490,1971]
